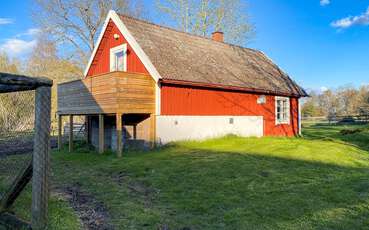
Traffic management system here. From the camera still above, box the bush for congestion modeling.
[340,129,363,135]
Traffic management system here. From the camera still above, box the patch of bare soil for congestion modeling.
[54,184,113,230]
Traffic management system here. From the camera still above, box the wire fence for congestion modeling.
[0,73,52,229]
[0,91,35,211]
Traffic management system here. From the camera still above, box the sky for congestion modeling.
[0,0,368,91]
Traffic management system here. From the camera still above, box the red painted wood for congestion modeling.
[160,84,299,137]
[87,20,149,77]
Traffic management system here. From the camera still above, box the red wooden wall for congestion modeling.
[86,20,149,77]
[160,84,299,137]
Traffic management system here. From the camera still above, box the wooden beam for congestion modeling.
[32,86,51,229]
[69,115,73,153]
[0,72,52,93]
[116,113,123,157]
[99,114,104,154]
[150,114,156,148]
[58,115,62,151]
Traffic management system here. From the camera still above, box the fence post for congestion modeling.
[31,86,51,229]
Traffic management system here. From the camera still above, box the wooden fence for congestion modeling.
[302,114,369,124]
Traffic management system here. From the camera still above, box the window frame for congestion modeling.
[110,44,127,72]
[275,96,290,125]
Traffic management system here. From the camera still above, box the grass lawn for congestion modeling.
[2,123,369,229]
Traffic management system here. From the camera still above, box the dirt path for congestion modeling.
[54,184,114,230]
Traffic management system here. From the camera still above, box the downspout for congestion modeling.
[298,98,302,136]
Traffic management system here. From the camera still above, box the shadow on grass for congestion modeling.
[52,140,369,229]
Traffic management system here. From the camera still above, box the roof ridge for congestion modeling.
[118,13,258,53]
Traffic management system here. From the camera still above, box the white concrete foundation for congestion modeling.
[156,116,263,144]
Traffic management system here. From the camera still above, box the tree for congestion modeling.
[27,35,82,124]
[0,53,34,133]
[32,0,145,66]
[156,0,254,46]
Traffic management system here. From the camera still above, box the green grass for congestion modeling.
[49,123,369,229]
[2,123,369,229]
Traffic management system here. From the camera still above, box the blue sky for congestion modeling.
[0,0,368,91]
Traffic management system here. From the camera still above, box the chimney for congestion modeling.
[212,31,224,42]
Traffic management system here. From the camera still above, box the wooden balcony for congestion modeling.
[57,71,156,115]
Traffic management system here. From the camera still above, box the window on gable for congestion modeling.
[110,44,127,72]
[275,96,290,125]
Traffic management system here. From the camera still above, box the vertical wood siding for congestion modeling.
[160,84,299,137]
[87,20,149,77]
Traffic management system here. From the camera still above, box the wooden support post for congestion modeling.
[99,114,104,154]
[69,115,73,153]
[150,114,156,148]
[58,115,62,151]
[133,124,137,140]
[116,113,123,157]
[85,115,89,144]
[32,86,51,229]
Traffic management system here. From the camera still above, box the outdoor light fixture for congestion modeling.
[257,95,266,104]
[114,34,120,40]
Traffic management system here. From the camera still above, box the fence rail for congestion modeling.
[302,114,369,124]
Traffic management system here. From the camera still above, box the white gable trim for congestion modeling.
[83,10,162,115]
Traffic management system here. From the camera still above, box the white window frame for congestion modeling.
[275,96,290,125]
[110,44,127,72]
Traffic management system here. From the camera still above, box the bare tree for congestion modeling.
[156,0,254,46]
[27,35,82,124]
[302,85,369,118]
[32,0,145,66]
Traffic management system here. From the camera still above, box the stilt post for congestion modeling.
[116,113,123,157]
[57,115,62,151]
[69,115,73,153]
[99,114,104,154]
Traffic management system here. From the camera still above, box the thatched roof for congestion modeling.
[120,15,307,97]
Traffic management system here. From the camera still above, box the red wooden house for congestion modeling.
[57,10,307,154]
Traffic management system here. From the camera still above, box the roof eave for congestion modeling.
[160,79,306,98]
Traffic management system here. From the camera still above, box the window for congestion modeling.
[110,44,127,72]
[275,96,290,124]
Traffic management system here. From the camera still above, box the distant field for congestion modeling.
[1,123,369,229]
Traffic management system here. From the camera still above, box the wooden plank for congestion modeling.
[99,114,104,154]
[58,115,62,151]
[116,113,123,157]
[69,115,73,153]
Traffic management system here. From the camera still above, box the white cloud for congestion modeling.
[16,28,41,38]
[0,39,37,57]
[320,86,328,92]
[0,18,13,25]
[331,7,369,29]
[320,0,330,6]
